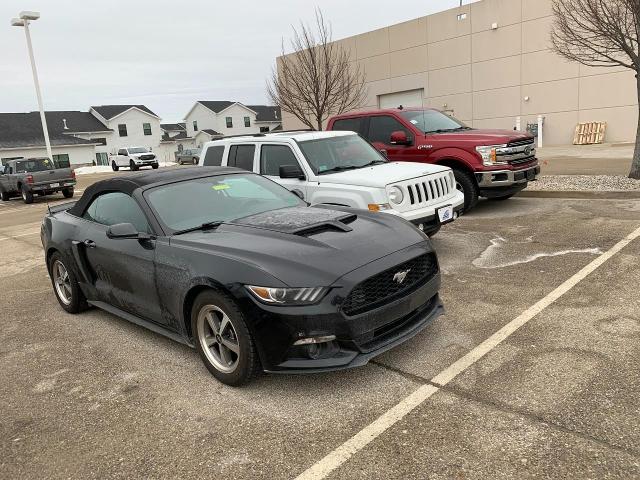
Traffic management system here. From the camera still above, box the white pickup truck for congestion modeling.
[111,146,159,171]
[198,131,465,236]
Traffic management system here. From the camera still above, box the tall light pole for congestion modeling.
[11,11,53,160]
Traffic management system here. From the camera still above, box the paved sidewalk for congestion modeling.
[539,143,633,176]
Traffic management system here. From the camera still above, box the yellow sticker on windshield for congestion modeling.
[213,184,230,190]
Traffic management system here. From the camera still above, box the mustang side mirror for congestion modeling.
[279,165,305,180]
[390,130,412,146]
[107,223,151,240]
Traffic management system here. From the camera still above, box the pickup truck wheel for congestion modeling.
[192,157,198,165]
[21,186,34,204]
[49,252,88,314]
[453,169,479,212]
[152,163,159,169]
[192,289,261,386]
[111,161,119,172]
[130,160,139,171]
[1,190,10,201]
[62,187,74,198]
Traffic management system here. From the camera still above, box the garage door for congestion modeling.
[378,89,424,109]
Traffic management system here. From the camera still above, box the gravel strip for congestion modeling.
[530,175,640,191]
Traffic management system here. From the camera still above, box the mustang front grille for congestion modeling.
[341,253,438,316]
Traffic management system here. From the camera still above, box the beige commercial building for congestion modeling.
[280,0,638,145]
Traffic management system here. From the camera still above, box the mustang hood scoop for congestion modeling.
[231,206,356,235]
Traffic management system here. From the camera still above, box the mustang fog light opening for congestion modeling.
[293,335,336,346]
[246,286,329,305]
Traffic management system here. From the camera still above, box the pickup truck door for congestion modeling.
[116,149,129,167]
[77,192,162,324]
[365,115,425,163]
[256,144,308,201]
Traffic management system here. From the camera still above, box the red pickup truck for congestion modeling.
[327,108,540,211]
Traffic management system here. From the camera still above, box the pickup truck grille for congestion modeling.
[403,172,455,208]
[341,253,438,316]
[497,138,536,165]
[139,154,155,160]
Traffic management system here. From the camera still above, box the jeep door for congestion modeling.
[257,144,308,201]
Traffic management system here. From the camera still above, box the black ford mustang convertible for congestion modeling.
[42,167,443,385]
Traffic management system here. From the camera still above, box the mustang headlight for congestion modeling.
[246,286,328,305]
[476,144,507,166]
[388,186,404,204]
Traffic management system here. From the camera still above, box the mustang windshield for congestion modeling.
[399,110,469,134]
[297,134,387,175]
[146,173,303,232]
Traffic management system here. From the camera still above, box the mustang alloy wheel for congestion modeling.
[197,305,240,373]
[53,259,72,306]
[192,289,260,385]
[48,252,87,313]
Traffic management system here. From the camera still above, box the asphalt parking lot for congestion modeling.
[1,174,639,479]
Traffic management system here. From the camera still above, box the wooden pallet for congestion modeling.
[573,122,607,145]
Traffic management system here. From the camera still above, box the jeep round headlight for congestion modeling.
[388,186,404,204]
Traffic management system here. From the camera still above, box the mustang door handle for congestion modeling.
[83,239,96,248]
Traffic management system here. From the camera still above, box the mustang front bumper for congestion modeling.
[236,243,443,373]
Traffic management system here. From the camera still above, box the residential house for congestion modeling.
[0,111,106,166]
[183,101,281,147]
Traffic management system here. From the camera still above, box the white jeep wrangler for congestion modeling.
[198,131,465,236]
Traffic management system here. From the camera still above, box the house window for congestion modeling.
[259,126,270,133]
[95,152,109,166]
[226,117,233,128]
[52,154,70,168]
[244,116,251,127]
[143,123,152,136]
[193,120,198,132]
[118,124,128,137]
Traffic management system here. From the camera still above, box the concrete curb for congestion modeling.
[517,190,640,199]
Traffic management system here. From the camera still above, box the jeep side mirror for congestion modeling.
[279,165,305,180]
[390,130,412,146]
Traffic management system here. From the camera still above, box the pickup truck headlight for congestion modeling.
[476,145,508,166]
[246,286,329,305]
[388,186,404,204]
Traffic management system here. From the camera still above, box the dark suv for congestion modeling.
[328,108,540,211]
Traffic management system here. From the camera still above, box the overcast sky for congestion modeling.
[1,0,471,122]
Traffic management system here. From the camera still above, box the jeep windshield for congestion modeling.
[145,173,303,233]
[297,134,387,175]
[400,110,471,134]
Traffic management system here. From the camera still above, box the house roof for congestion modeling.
[91,105,159,120]
[161,130,189,142]
[0,111,108,149]
[198,101,236,114]
[161,123,186,132]
[201,129,222,136]
[247,105,281,122]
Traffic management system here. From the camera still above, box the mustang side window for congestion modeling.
[83,192,151,233]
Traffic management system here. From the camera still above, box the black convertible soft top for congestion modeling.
[68,166,241,216]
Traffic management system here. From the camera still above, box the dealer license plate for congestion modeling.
[437,205,454,223]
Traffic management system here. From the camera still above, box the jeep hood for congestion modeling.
[317,162,450,188]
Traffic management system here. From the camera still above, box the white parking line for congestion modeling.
[295,224,640,480]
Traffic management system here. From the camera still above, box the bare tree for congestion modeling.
[267,10,366,131]
[551,0,640,179]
